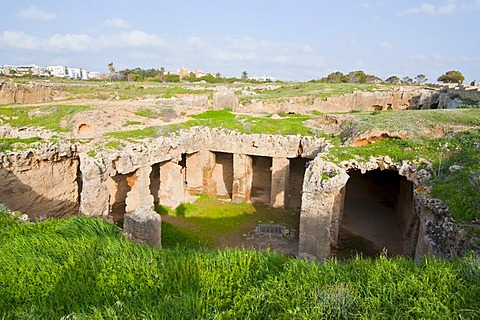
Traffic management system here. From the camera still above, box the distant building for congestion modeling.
[178,67,191,78]
[250,75,276,82]
[47,66,67,78]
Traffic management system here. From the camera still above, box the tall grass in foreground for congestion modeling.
[0,213,479,319]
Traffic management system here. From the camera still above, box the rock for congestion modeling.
[18,214,29,222]
[213,90,239,111]
[123,206,162,248]
[297,252,319,262]
[0,80,59,104]
[449,164,464,173]
[271,113,282,119]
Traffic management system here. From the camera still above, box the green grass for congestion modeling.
[134,108,159,118]
[60,83,208,100]
[0,211,478,319]
[158,195,298,248]
[240,82,391,103]
[105,126,161,140]
[344,109,480,137]
[124,120,144,126]
[0,137,42,152]
[183,109,314,135]
[0,105,90,132]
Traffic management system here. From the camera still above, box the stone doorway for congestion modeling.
[251,156,272,204]
[213,152,233,199]
[288,157,308,212]
[339,169,406,257]
[105,171,136,222]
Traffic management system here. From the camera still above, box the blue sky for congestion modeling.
[0,1,479,81]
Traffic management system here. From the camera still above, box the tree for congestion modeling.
[107,62,116,81]
[402,76,413,85]
[415,74,428,84]
[385,75,401,84]
[347,70,367,84]
[215,72,221,78]
[241,71,248,81]
[437,70,465,83]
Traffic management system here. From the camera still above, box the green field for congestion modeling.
[0,211,478,319]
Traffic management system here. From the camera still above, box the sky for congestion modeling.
[0,1,479,82]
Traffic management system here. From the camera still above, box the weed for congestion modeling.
[134,108,159,119]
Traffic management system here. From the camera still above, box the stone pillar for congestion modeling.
[125,166,154,213]
[298,159,349,261]
[201,150,217,196]
[124,206,162,248]
[79,155,110,217]
[232,154,253,203]
[270,157,290,208]
[328,186,346,248]
[185,152,202,195]
[159,160,184,208]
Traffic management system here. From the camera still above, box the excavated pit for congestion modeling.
[338,169,416,257]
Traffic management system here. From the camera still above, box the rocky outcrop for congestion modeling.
[0,80,59,104]
[313,89,434,112]
[213,87,239,110]
[0,143,79,219]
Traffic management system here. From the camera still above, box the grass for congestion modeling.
[0,137,42,152]
[134,108,159,118]
[105,126,161,140]
[239,82,392,103]
[0,105,90,132]
[60,82,208,100]
[0,210,478,319]
[184,109,314,135]
[158,195,298,248]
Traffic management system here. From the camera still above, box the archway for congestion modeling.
[338,169,414,257]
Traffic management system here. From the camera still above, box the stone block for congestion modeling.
[123,206,162,248]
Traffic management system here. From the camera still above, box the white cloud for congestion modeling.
[103,18,131,29]
[0,29,330,79]
[398,1,480,15]
[379,41,393,49]
[48,33,93,52]
[399,3,436,15]
[0,31,42,50]
[17,5,56,21]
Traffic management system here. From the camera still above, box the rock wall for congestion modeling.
[0,144,79,219]
[313,89,436,112]
[0,80,58,104]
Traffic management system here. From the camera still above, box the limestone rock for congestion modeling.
[123,206,162,248]
[213,90,238,110]
[0,80,59,104]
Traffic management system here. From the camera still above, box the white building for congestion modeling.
[47,66,67,78]
[250,75,276,82]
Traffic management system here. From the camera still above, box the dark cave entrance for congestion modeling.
[338,169,416,258]
[251,156,272,205]
[288,157,308,212]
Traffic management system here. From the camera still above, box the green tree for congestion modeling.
[437,70,465,83]
[107,62,116,81]
[385,75,400,84]
[347,70,367,84]
[402,76,413,85]
[415,74,428,84]
[241,71,248,81]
